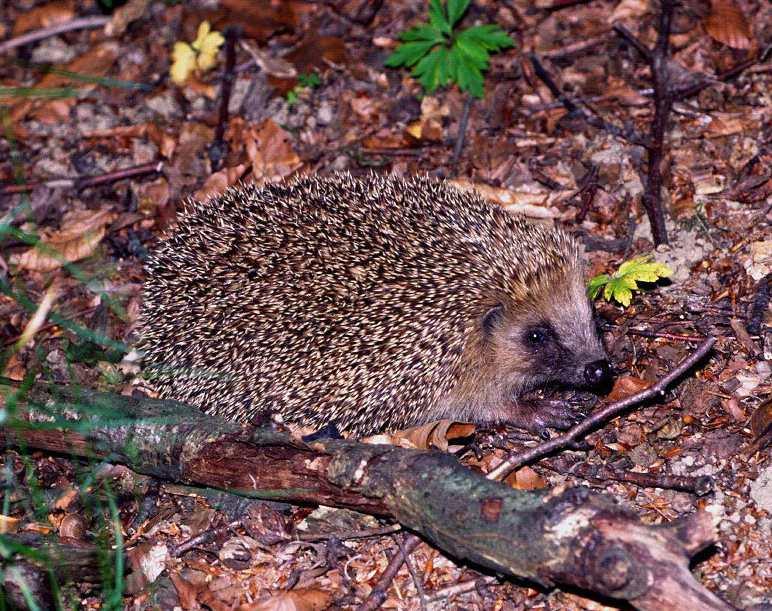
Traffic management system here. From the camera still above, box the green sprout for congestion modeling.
[385,0,514,98]
[588,255,673,307]
[286,72,322,107]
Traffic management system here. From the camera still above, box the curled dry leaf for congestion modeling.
[606,375,651,402]
[245,119,302,183]
[704,0,754,50]
[194,164,249,202]
[504,466,547,490]
[10,209,116,272]
[749,397,772,448]
[450,180,558,219]
[363,419,475,450]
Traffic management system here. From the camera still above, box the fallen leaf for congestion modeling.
[194,164,249,201]
[704,0,754,50]
[749,397,772,445]
[12,0,74,35]
[606,376,651,402]
[245,119,302,183]
[10,209,115,272]
[363,420,475,450]
[450,180,558,219]
[505,466,547,490]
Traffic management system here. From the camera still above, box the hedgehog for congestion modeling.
[138,173,612,437]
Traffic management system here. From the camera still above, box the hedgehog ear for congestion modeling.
[481,303,504,335]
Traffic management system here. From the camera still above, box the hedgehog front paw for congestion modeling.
[508,399,582,433]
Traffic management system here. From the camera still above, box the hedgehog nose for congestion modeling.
[584,359,613,388]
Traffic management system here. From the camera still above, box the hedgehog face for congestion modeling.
[490,269,611,394]
[444,266,612,431]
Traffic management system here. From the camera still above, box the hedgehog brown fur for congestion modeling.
[139,173,612,436]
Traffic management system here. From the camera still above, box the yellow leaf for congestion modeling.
[170,41,196,85]
[170,21,224,85]
[192,21,224,72]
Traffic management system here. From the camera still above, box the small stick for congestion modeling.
[356,533,422,611]
[209,26,240,171]
[623,328,707,343]
[0,16,110,55]
[543,457,714,495]
[427,576,497,602]
[528,54,647,146]
[171,520,241,557]
[487,337,716,480]
[0,161,163,195]
[395,534,427,611]
[450,95,474,171]
[297,524,401,542]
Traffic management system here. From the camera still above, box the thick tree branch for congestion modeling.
[0,380,729,609]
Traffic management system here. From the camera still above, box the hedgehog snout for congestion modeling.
[583,358,613,390]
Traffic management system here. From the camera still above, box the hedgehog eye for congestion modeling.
[525,323,553,347]
[482,304,504,334]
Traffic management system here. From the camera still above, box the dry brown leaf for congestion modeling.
[362,419,475,450]
[12,0,74,35]
[450,180,558,219]
[750,397,772,442]
[704,0,754,50]
[104,0,150,37]
[254,588,332,611]
[606,375,651,402]
[194,164,249,202]
[10,209,115,272]
[239,40,297,79]
[245,119,302,183]
[0,516,20,535]
[11,42,120,125]
[504,466,547,490]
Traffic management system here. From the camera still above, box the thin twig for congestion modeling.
[639,0,675,246]
[528,54,647,146]
[395,534,427,611]
[210,26,240,172]
[542,456,714,495]
[487,337,716,480]
[356,533,422,611]
[0,16,110,55]
[296,524,402,542]
[0,161,163,195]
[427,576,498,602]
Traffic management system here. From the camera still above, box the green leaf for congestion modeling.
[454,56,484,97]
[454,37,489,70]
[587,274,610,300]
[446,0,470,27]
[429,0,451,35]
[385,40,439,68]
[401,25,445,43]
[587,255,673,307]
[458,24,515,50]
[413,48,444,92]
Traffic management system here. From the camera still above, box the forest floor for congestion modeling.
[0,0,770,609]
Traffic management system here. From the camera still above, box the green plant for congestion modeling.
[588,255,673,307]
[385,0,514,98]
[286,71,322,106]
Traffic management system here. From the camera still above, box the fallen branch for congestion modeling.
[0,378,729,610]
[487,336,716,480]
[0,161,163,195]
[0,16,110,55]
